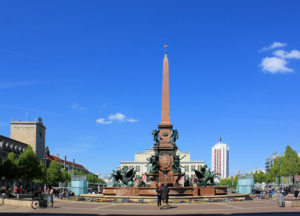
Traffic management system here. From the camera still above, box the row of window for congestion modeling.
[184,165,202,172]
[123,164,202,173]
[127,165,140,172]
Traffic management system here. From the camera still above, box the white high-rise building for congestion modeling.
[211,137,229,179]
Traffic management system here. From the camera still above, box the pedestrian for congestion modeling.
[294,188,299,199]
[46,187,49,194]
[18,185,23,194]
[156,183,162,207]
[160,184,170,210]
[50,187,54,207]
[13,186,18,195]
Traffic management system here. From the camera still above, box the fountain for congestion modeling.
[102,46,227,197]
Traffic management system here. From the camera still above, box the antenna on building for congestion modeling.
[72,159,75,176]
[219,137,222,143]
[64,156,66,169]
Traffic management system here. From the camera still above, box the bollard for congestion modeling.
[278,194,285,207]
[47,195,53,208]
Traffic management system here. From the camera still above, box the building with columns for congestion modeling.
[120,149,204,184]
[211,137,229,180]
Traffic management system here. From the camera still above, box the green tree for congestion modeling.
[2,152,19,180]
[87,174,98,183]
[219,177,231,188]
[218,175,238,189]
[46,161,63,187]
[18,146,43,181]
[233,175,238,189]
[61,169,71,183]
[254,171,265,183]
[87,174,105,183]
[74,170,85,176]
[264,171,275,183]
[280,145,300,184]
[270,156,282,184]
[34,162,47,184]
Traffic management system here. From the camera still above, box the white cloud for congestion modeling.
[108,113,126,122]
[261,57,293,74]
[273,49,300,59]
[72,103,86,111]
[260,42,287,52]
[96,113,138,125]
[126,118,138,123]
[96,118,112,125]
[72,104,79,109]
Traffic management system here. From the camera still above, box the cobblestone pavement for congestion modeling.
[1,199,300,215]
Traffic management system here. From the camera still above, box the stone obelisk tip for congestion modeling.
[160,45,170,125]
[164,45,168,56]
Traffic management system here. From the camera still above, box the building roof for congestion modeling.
[0,135,28,148]
[212,142,229,149]
[44,153,88,171]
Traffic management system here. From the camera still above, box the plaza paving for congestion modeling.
[1,198,300,215]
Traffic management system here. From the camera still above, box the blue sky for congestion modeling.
[1,1,300,176]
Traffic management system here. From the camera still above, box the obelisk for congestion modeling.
[161,45,170,125]
[158,45,173,149]
[148,45,182,187]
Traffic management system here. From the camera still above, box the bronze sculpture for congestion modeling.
[194,164,220,186]
[152,129,160,146]
[109,166,137,187]
[146,155,159,173]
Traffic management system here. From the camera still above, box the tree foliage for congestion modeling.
[270,156,283,183]
[268,146,300,184]
[254,171,265,183]
[2,152,19,180]
[62,169,71,183]
[46,161,64,187]
[280,146,300,183]
[18,146,44,181]
[74,170,85,175]
[87,174,105,184]
[219,175,238,189]
[264,171,275,183]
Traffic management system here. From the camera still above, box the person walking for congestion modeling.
[160,184,170,210]
[156,183,162,207]
[294,188,299,199]
[50,187,54,207]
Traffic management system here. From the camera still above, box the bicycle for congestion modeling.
[31,194,48,209]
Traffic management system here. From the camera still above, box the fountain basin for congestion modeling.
[102,186,227,196]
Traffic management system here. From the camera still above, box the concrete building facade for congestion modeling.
[0,135,27,161]
[211,137,229,180]
[10,117,46,161]
[120,149,204,184]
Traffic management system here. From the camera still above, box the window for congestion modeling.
[197,165,201,170]
[136,165,140,172]
[191,165,195,171]
[185,165,189,172]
